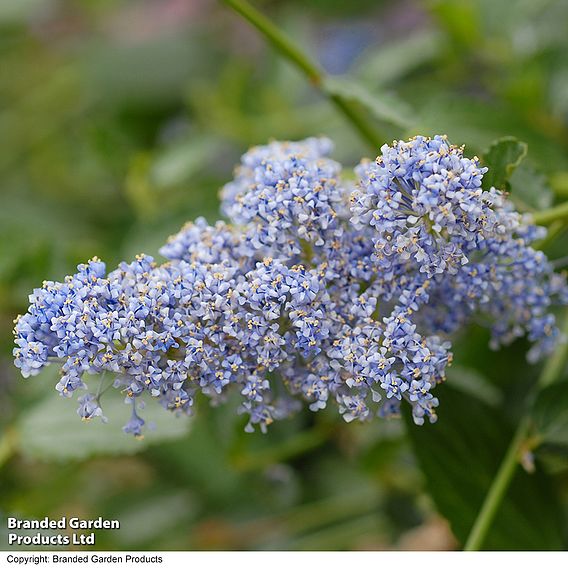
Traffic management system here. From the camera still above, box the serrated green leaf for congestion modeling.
[323,76,414,130]
[532,379,568,447]
[18,388,192,462]
[482,137,528,191]
[404,384,565,550]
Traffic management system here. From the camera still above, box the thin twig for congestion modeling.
[220,0,385,150]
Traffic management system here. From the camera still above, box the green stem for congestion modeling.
[464,313,568,551]
[463,416,530,551]
[531,201,568,225]
[220,0,384,150]
[328,93,385,151]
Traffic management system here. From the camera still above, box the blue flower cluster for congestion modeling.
[13,136,568,435]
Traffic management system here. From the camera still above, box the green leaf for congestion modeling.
[508,162,553,211]
[322,76,414,130]
[532,379,568,447]
[115,492,196,546]
[482,136,528,191]
[445,365,502,407]
[354,30,442,87]
[404,384,565,550]
[151,137,217,189]
[18,387,192,462]
[412,96,568,172]
[430,0,481,49]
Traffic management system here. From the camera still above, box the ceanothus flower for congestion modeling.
[221,137,347,260]
[353,136,502,276]
[13,136,568,435]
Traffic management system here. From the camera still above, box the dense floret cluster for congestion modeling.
[13,136,568,435]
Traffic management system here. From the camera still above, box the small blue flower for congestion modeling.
[12,136,568,435]
[77,394,107,422]
[123,403,145,438]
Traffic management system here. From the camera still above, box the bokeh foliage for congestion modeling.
[1,0,568,551]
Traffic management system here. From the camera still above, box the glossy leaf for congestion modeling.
[18,386,192,462]
[404,384,565,550]
[509,162,553,211]
[482,137,527,191]
[532,379,568,447]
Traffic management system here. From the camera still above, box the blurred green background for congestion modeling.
[1,0,568,551]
